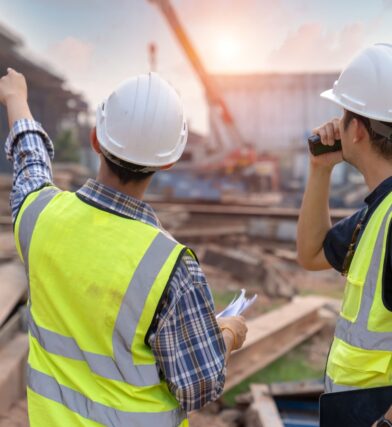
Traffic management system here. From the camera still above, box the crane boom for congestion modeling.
[148,0,246,152]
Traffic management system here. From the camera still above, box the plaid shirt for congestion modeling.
[5,119,226,412]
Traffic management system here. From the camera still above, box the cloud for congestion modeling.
[264,22,365,72]
[46,37,94,78]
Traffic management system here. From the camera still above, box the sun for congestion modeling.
[215,36,240,61]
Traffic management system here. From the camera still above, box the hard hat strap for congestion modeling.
[100,146,161,173]
[369,119,392,140]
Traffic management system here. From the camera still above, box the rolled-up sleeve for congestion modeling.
[5,119,54,222]
[148,253,226,412]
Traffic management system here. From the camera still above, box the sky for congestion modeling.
[0,0,392,135]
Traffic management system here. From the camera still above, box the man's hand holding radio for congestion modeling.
[297,117,344,271]
[310,118,343,170]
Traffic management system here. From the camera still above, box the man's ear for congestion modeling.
[352,118,367,144]
[90,127,102,154]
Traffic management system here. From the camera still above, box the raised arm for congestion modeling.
[297,119,342,270]
[0,68,55,222]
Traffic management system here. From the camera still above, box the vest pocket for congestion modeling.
[327,338,392,388]
[340,276,364,322]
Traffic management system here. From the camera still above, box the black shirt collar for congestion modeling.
[365,176,392,206]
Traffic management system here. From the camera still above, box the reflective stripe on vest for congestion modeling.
[28,365,186,427]
[18,187,61,277]
[18,187,177,386]
[334,204,392,351]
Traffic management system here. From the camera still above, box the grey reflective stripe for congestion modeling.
[324,374,359,393]
[18,187,60,277]
[335,204,392,351]
[27,228,179,386]
[28,309,131,383]
[28,365,186,427]
[112,232,177,386]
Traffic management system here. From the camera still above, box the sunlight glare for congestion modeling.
[216,36,240,61]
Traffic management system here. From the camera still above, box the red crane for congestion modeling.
[147,0,256,172]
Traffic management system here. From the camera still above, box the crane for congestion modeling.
[147,0,255,172]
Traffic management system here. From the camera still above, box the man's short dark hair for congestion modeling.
[343,110,392,160]
[103,155,155,184]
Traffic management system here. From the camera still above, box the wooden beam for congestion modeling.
[0,333,28,415]
[172,224,247,239]
[0,262,27,327]
[250,384,284,427]
[202,245,265,281]
[225,296,327,391]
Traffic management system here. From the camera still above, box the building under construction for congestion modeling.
[212,73,341,152]
[0,22,89,173]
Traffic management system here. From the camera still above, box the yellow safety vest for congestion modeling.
[326,191,392,393]
[14,186,190,427]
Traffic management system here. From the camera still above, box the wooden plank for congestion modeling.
[0,263,27,327]
[225,296,327,391]
[0,333,28,415]
[250,384,284,427]
[172,224,247,239]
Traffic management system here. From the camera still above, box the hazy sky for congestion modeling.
[1,0,392,134]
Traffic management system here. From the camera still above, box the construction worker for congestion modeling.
[297,43,392,407]
[0,69,248,427]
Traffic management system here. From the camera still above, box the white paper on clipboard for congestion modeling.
[216,289,257,318]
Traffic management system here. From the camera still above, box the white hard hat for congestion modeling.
[96,72,188,168]
[321,43,392,123]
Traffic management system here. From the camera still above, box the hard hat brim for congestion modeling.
[320,88,392,123]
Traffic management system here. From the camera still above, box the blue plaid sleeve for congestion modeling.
[4,119,54,222]
[148,253,226,412]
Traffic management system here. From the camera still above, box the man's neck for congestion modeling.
[360,156,392,193]
[96,170,150,201]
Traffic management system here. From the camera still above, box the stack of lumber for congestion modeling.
[0,262,28,419]
[201,245,297,298]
